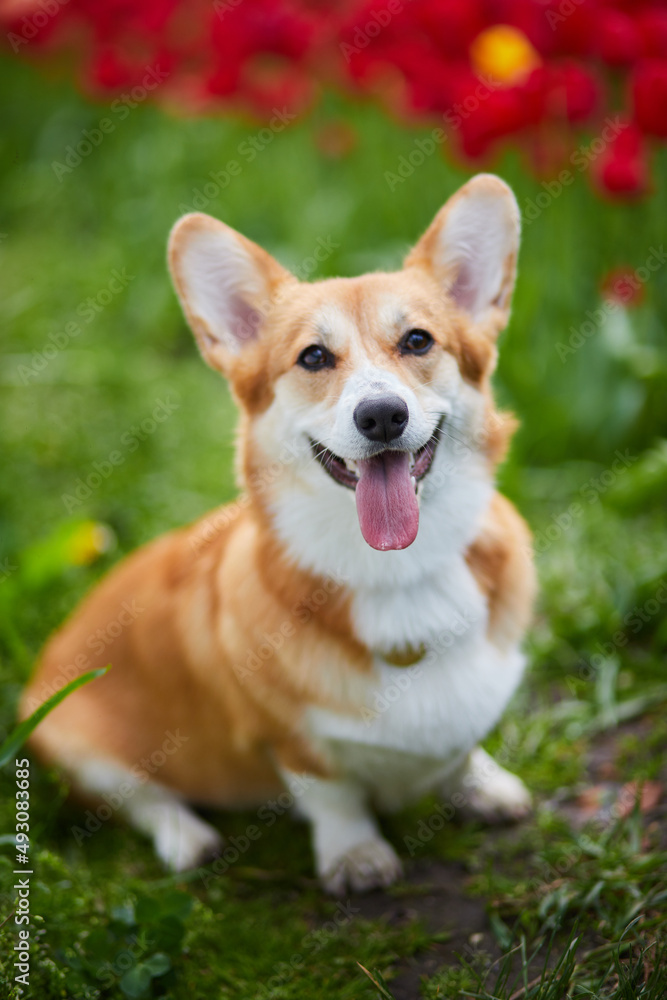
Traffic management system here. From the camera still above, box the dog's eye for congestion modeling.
[297,344,334,370]
[399,329,434,355]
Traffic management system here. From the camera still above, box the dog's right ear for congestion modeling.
[168,213,294,374]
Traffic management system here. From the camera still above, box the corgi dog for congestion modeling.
[22,174,536,894]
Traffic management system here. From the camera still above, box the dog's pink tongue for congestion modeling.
[355,451,419,551]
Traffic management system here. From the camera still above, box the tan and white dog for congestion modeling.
[22,173,536,894]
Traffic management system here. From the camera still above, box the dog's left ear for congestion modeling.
[168,212,294,375]
[404,174,520,334]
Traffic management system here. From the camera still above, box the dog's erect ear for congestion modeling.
[168,213,293,373]
[404,174,520,332]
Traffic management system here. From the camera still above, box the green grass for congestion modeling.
[1,52,666,999]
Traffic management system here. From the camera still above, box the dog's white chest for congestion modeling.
[271,449,524,811]
[308,642,525,809]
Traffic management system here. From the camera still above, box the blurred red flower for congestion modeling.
[545,60,600,123]
[597,10,640,67]
[632,58,667,137]
[636,9,667,59]
[601,266,646,308]
[594,121,649,197]
[1,0,666,198]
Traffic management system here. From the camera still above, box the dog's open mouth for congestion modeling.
[310,420,442,552]
[310,428,440,492]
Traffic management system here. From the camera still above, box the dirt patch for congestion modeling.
[350,858,499,999]
[340,715,667,998]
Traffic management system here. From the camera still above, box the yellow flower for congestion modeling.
[470,25,541,86]
[66,521,116,566]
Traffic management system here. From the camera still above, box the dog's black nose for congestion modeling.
[354,395,409,443]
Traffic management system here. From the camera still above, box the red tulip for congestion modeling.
[542,0,596,57]
[601,266,646,308]
[636,9,667,59]
[597,10,640,67]
[1,0,666,200]
[545,60,600,122]
[633,58,667,137]
[401,48,460,114]
[490,0,550,53]
[454,81,527,158]
[594,121,648,197]
[414,0,486,59]
[315,119,358,159]
[89,47,138,90]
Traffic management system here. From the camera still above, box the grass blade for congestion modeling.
[0,666,110,767]
[357,963,396,999]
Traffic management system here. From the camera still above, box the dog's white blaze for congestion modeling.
[329,363,435,458]
[375,297,412,331]
[311,302,359,352]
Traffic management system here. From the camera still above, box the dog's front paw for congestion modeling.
[154,806,224,872]
[320,837,403,896]
[464,767,532,824]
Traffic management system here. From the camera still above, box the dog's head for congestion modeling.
[169,174,519,555]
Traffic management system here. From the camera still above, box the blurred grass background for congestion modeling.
[1,50,667,999]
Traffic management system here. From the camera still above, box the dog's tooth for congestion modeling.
[411,475,417,493]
